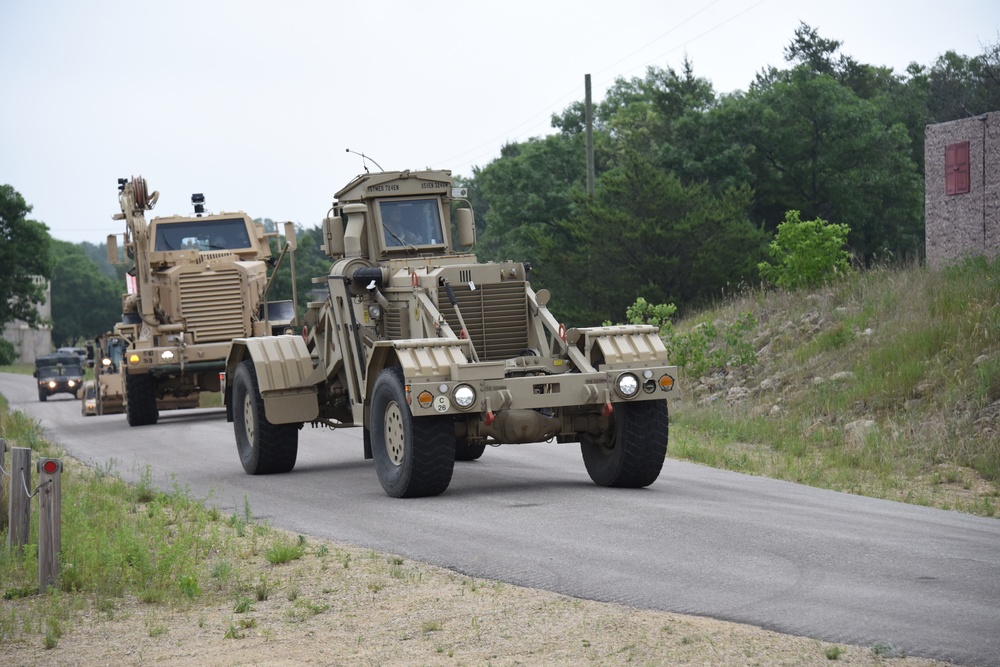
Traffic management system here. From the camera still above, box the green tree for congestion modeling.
[664,25,929,260]
[738,66,922,259]
[0,184,53,330]
[473,134,586,271]
[49,241,122,346]
[545,151,768,325]
[262,222,333,317]
[80,240,127,281]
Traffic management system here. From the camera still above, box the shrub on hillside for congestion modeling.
[758,211,851,290]
[612,297,757,376]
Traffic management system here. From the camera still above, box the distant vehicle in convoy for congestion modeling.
[82,331,199,416]
[57,346,89,365]
[224,169,677,498]
[80,380,98,416]
[108,176,297,427]
[33,352,84,402]
[87,332,127,415]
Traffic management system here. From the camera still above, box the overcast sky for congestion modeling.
[2,0,997,245]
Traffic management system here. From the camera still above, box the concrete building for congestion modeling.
[2,276,53,364]
[924,111,1000,268]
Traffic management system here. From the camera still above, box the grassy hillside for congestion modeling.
[667,256,1000,517]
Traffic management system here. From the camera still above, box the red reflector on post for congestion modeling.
[38,459,62,474]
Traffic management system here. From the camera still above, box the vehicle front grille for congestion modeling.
[442,281,528,361]
[179,270,247,342]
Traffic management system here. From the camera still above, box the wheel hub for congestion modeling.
[243,392,255,443]
[384,400,405,466]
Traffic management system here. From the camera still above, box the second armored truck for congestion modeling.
[109,176,296,426]
[224,169,676,497]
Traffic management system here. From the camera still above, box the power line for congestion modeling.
[434,0,769,176]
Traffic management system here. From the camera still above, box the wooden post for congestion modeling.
[0,438,6,529]
[8,447,31,549]
[37,458,63,592]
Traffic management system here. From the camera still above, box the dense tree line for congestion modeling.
[4,25,998,348]
[0,185,124,354]
[466,24,1000,326]
[0,185,53,362]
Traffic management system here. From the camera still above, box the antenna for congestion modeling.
[345,148,384,173]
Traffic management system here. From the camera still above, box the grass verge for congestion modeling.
[668,256,1000,517]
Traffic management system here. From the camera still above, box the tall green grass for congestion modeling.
[0,400,311,647]
[670,256,1000,516]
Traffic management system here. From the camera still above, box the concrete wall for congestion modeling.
[2,277,53,364]
[925,112,1000,268]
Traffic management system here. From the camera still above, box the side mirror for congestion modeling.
[456,208,476,249]
[322,216,345,258]
[107,234,119,264]
[342,204,367,258]
[283,221,297,251]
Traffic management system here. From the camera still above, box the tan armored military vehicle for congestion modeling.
[83,332,126,415]
[109,176,296,427]
[224,169,676,497]
[81,331,196,417]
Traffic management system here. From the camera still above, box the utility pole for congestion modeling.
[585,74,595,196]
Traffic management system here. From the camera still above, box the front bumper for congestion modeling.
[123,343,229,378]
[38,378,82,395]
[407,364,676,417]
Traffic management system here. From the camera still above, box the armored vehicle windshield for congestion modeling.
[35,353,83,376]
[100,337,127,372]
[379,198,445,248]
[154,218,253,252]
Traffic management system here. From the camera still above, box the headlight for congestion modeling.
[161,350,175,361]
[453,385,476,409]
[68,380,76,388]
[616,373,639,398]
[368,304,382,320]
[48,381,56,388]
[102,357,112,367]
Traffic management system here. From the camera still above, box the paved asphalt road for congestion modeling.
[2,372,998,666]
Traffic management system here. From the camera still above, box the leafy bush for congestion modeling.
[758,210,851,290]
[670,313,759,377]
[0,339,17,366]
[614,297,677,333]
[615,297,758,377]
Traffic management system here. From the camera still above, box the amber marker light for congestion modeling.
[417,391,434,408]
[129,354,140,364]
[659,375,675,391]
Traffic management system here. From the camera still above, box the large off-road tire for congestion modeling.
[125,373,159,426]
[455,439,486,462]
[38,388,47,402]
[581,400,669,488]
[232,359,298,474]
[370,367,455,498]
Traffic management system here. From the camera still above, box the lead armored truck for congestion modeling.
[109,176,296,427]
[224,169,676,497]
